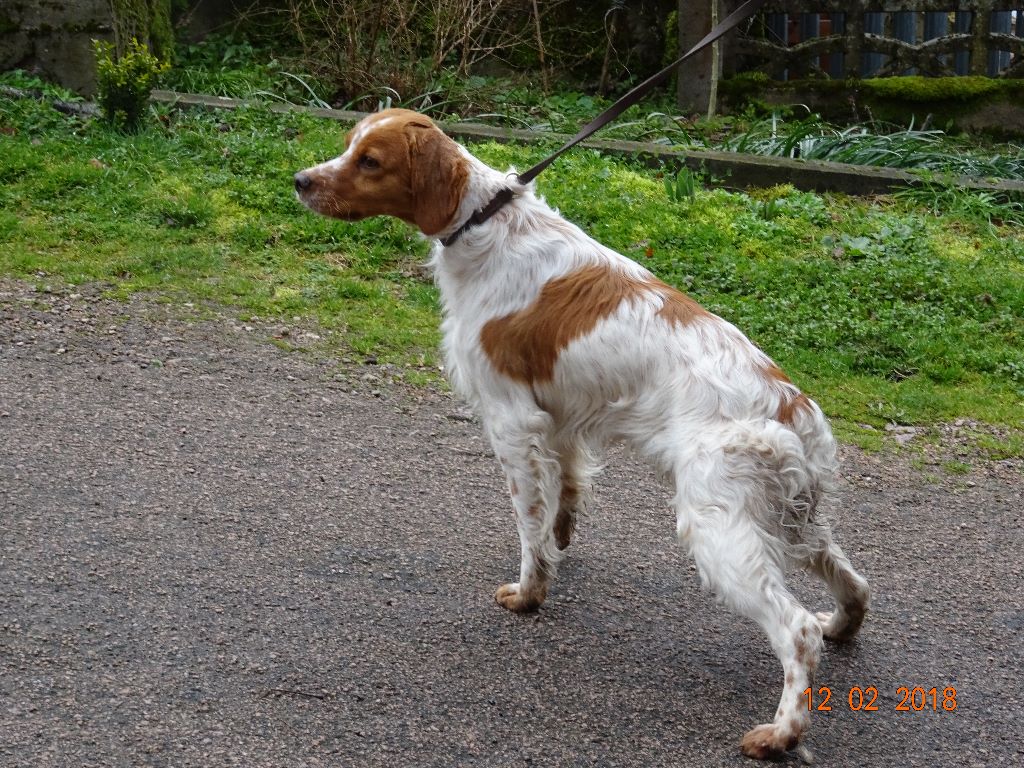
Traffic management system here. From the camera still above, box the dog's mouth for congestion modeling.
[296,190,360,221]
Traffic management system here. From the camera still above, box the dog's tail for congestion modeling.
[672,404,868,639]
[713,410,837,567]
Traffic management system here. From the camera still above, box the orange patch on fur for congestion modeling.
[653,279,711,327]
[559,474,579,509]
[554,472,581,550]
[761,363,812,425]
[481,265,708,384]
[553,508,575,551]
[794,638,807,665]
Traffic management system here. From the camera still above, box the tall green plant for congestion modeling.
[93,38,169,132]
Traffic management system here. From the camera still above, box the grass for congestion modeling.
[1,72,1023,456]
[717,114,1024,181]
[164,34,332,108]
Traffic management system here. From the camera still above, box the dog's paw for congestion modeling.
[815,610,860,643]
[815,610,837,638]
[494,582,545,613]
[739,722,800,760]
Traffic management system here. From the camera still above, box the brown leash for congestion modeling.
[442,0,766,245]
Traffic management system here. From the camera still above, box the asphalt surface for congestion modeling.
[2,280,1022,767]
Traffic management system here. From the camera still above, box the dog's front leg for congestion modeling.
[486,410,563,613]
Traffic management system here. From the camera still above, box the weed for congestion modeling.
[664,167,699,202]
[942,460,971,475]
[719,113,1024,181]
[165,33,332,106]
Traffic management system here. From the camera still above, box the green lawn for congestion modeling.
[1,85,1022,456]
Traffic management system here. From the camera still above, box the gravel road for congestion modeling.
[2,279,1022,767]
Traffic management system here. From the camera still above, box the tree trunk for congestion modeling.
[676,0,715,114]
[110,0,174,61]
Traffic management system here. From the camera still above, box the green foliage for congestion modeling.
[892,176,1024,227]
[94,38,169,132]
[664,166,699,202]
[720,113,1024,180]
[165,34,332,107]
[0,82,1021,451]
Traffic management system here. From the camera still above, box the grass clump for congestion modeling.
[164,34,332,108]
[718,113,1024,181]
[0,74,1021,454]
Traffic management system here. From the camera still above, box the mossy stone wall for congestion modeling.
[721,74,1024,138]
[0,0,172,95]
[1,0,113,94]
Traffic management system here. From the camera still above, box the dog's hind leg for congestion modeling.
[487,409,563,613]
[552,441,594,551]
[809,539,870,642]
[673,443,821,760]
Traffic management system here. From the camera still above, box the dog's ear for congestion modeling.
[406,124,467,236]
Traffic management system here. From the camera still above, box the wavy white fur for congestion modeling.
[295,109,870,760]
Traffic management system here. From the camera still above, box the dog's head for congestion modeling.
[294,108,469,236]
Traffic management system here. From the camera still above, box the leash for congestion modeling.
[442,0,767,245]
[517,0,767,185]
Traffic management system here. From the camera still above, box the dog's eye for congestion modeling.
[358,155,380,170]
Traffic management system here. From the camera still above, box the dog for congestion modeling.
[294,108,870,759]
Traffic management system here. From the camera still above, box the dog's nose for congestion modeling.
[294,173,312,192]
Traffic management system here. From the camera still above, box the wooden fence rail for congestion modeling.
[729,1,1023,78]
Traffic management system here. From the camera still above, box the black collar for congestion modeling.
[440,188,515,247]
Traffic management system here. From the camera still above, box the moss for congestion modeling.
[721,75,1024,137]
[858,78,1024,137]
[663,10,679,64]
[719,72,774,113]
[110,0,173,62]
[721,71,772,98]
[860,75,1006,102]
[67,21,113,35]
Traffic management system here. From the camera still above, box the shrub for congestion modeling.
[93,38,169,132]
[261,0,562,107]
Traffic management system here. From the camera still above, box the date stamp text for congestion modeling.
[804,686,958,712]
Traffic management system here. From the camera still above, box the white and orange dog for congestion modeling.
[295,109,869,759]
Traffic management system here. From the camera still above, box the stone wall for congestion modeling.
[0,1,240,96]
[0,0,115,95]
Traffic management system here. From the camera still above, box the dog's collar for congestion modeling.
[440,188,515,248]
